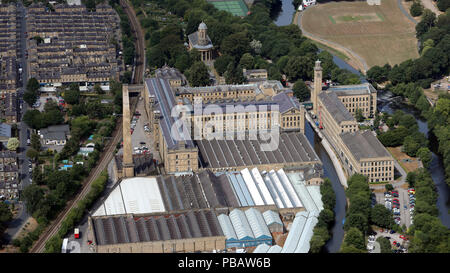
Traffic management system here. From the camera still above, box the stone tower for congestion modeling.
[198,22,208,45]
[122,84,134,177]
[313,60,322,114]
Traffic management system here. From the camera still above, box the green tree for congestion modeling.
[285,55,314,81]
[26,148,39,161]
[31,133,41,151]
[187,62,210,87]
[220,32,250,58]
[385,184,394,192]
[417,147,432,168]
[344,213,368,234]
[22,184,45,215]
[224,63,245,85]
[410,1,424,17]
[292,79,310,102]
[370,204,394,228]
[214,55,234,76]
[342,227,366,251]
[63,84,80,105]
[94,84,104,94]
[376,236,392,253]
[239,53,254,69]
[355,108,365,122]
[7,137,19,151]
[402,135,421,156]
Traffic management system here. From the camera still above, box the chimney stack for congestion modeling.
[122,84,134,177]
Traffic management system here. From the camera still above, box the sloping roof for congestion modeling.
[281,211,309,253]
[229,208,255,240]
[329,83,377,96]
[340,130,392,161]
[318,91,355,124]
[145,78,195,150]
[253,243,270,253]
[92,177,165,216]
[262,210,282,227]
[217,214,238,241]
[267,245,282,253]
[188,31,213,50]
[93,210,223,246]
[245,208,272,240]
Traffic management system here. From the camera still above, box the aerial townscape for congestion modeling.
[0,0,449,258]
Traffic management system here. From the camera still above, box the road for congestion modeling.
[420,0,442,16]
[120,0,145,84]
[3,1,31,244]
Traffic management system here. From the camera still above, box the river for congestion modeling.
[274,0,450,252]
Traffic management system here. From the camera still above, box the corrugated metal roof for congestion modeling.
[253,243,270,253]
[235,172,255,206]
[306,185,324,212]
[250,167,275,205]
[267,245,282,253]
[229,209,255,241]
[217,214,238,241]
[245,208,272,240]
[262,173,284,208]
[281,212,309,253]
[262,210,282,226]
[267,170,293,208]
[277,169,303,208]
[295,214,319,253]
[241,168,265,206]
[228,172,247,207]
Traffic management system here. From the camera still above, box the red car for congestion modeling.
[393,240,397,245]
[400,235,407,240]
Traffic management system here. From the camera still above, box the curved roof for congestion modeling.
[229,209,254,240]
[263,210,282,226]
[245,208,271,240]
[199,21,207,30]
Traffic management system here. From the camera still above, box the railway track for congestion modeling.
[30,121,123,253]
[120,0,145,84]
[30,1,145,252]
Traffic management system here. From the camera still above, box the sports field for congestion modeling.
[301,0,419,68]
[208,0,249,17]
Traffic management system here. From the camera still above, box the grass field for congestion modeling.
[301,0,419,68]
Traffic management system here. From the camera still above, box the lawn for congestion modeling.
[301,0,419,68]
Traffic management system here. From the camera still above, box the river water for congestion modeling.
[274,0,450,252]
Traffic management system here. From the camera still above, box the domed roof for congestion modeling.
[198,21,207,30]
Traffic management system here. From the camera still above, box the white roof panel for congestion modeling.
[295,215,319,253]
[103,185,126,216]
[245,208,271,239]
[267,245,282,253]
[120,177,165,214]
[268,170,293,208]
[277,169,303,208]
[253,243,270,253]
[241,168,265,206]
[281,211,309,253]
[229,209,255,240]
[307,185,324,211]
[94,177,165,216]
[217,214,238,241]
[263,210,282,226]
[263,175,284,208]
[251,167,275,205]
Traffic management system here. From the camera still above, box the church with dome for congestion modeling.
[188,22,214,62]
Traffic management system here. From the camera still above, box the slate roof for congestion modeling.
[340,130,392,161]
[318,91,355,124]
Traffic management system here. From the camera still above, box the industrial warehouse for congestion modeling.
[88,165,324,253]
[86,64,327,253]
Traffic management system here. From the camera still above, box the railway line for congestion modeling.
[30,0,145,252]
